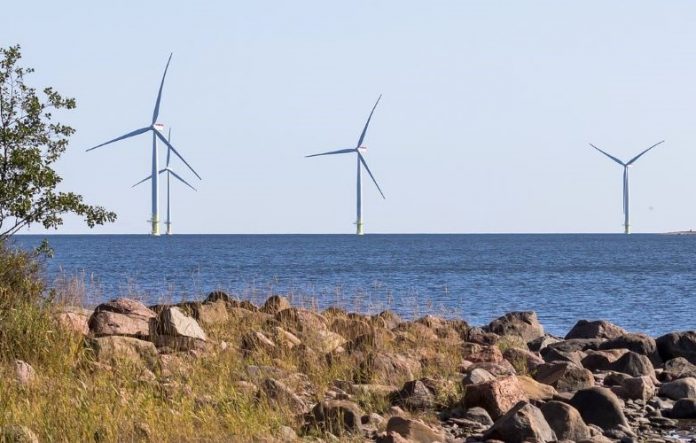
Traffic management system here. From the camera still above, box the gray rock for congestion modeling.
[670,398,696,419]
[621,376,655,401]
[309,400,363,435]
[610,351,654,377]
[390,379,436,411]
[541,400,592,441]
[565,320,626,340]
[658,377,696,400]
[569,387,629,431]
[462,368,496,385]
[656,331,696,364]
[533,361,594,393]
[660,357,696,381]
[528,334,561,352]
[150,306,207,340]
[88,298,156,338]
[462,407,494,426]
[483,401,556,443]
[385,416,446,442]
[13,360,35,386]
[599,333,661,366]
[486,311,544,342]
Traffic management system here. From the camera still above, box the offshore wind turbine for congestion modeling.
[87,53,201,236]
[306,95,386,235]
[589,140,664,234]
[132,129,197,235]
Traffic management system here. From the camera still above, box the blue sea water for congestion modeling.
[11,234,696,337]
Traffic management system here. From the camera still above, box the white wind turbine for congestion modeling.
[87,53,201,236]
[306,95,386,235]
[132,129,196,235]
[589,140,664,234]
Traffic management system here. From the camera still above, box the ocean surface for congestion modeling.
[11,234,696,337]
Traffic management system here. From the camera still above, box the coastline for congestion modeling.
[8,291,695,441]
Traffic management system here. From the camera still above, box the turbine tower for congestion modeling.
[306,95,386,235]
[589,140,664,234]
[87,53,201,236]
[132,129,197,235]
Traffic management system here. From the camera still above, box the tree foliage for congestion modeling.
[0,45,115,239]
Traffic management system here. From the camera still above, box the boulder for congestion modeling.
[599,333,661,365]
[483,401,556,443]
[56,306,91,335]
[670,398,696,419]
[546,338,604,353]
[621,376,655,401]
[151,306,207,341]
[241,331,277,354]
[541,400,592,441]
[467,361,516,377]
[363,352,421,384]
[487,311,544,342]
[609,351,654,377]
[503,347,545,371]
[462,375,527,419]
[385,416,446,443]
[466,327,500,345]
[661,357,696,381]
[533,361,594,393]
[373,310,402,330]
[309,400,363,435]
[88,298,156,338]
[461,343,505,364]
[656,331,696,364]
[565,320,626,340]
[462,406,494,426]
[569,387,629,431]
[516,375,557,400]
[261,295,291,314]
[390,379,436,411]
[302,328,346,354]
[204,290,231,303]
[260,378,308,413]
[462,368,496,385]
[528,335,561,352]
[194,300,229,326]
[88,336,158,369]
[540,347,586,366]
[658,377,696,400]
[581,349,628,371]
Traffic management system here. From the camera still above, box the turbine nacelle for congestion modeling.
[357,146,367,154]
[153,123,165,132]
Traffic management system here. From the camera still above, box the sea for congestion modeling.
[11,234,696,337]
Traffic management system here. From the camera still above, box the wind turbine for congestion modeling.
[132,129,196,235]
[589,140,664,234]
[306,95,386,235]
[87,53,201,236]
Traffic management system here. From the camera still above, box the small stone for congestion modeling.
[13,360,35,386]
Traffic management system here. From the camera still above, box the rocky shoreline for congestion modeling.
[40,293,696,442]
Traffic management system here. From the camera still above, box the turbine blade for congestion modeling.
[131,175,152,188]
[169,169,197,191]
[305,148,355,158]
[627,140,665,165]
[155,131,202,180]
[358,152,385,199]
[589,143,625,166]
[152,53,173,125]
[356,94,382,148]
[87,127,151,151]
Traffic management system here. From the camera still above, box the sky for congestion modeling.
[3,1,696,234]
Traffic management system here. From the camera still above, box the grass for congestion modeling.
[0,243,472,442]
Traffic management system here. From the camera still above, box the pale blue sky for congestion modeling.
[4,1,696,234]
